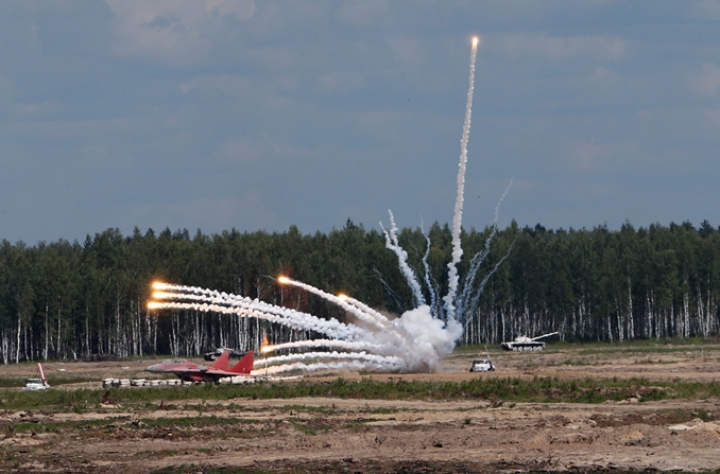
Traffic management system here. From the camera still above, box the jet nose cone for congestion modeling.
[146,365,160,372]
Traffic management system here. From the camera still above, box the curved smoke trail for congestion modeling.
[150,280,454,373]
[149,37,510,375]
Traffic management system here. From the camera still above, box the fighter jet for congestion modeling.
[145,350,254,382]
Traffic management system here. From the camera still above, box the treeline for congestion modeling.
[1,220,719,363]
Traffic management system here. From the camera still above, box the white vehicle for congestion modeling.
[24,363,50,391]
[469,359,495,372]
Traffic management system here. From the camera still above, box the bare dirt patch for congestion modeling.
[2,343,720,473]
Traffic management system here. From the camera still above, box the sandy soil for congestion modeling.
[2,344,720,473]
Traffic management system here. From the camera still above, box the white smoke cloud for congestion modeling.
[397,305,461,371]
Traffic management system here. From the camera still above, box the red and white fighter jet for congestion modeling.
[145,350,254,382]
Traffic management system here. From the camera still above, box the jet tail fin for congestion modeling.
[38,363,47,385]
[228,351,254,374]
[209,350,231,371]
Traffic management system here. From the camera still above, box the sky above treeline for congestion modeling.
[2,1,720,244]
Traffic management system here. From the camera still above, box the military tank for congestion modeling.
[501,332,558,351]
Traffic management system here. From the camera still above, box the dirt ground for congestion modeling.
[2,344,720,473]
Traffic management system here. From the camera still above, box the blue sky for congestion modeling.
[2,1,720,244]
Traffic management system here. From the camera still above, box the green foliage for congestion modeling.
[1,220,720,362]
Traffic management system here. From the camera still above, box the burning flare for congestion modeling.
[146,36,509,375]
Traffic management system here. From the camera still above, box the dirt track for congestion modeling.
[2,344,720,473]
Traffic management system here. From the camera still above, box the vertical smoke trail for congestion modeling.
[444,37,480,322]
[419,224,440,317]
[462,240,515,324]
[456,179,513,320]
[494,178,513,223]
[148,36,505,376]
[380,210,426,307]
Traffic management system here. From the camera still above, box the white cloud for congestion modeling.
[568,138,603,170]
[336,0,390,28]
[491,33,626,61]
[14,100,63,119]
[704,106,720,127]
[204,0,256,20]
[0,72,15,104]
[385,36,425,66]
[180,74,252,97]
[690,0,720,20]
[588,66,621,91]
[134,193,278,231]
[688,62,720,97]
[565,138,641,174]
[212,136,264,164]
[104,0,255,65]
[211,135,315,168]
[317,71,365,94]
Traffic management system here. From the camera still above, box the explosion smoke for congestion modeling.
[149,36,509,375]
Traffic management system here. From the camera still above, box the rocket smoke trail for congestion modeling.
[444,36,480,321]
[149,37,511,375]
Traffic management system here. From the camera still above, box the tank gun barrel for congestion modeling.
[530,332,558,341]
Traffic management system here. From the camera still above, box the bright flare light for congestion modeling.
[152,291,174,300]
[146,38,497,376]
[260,334,270,354]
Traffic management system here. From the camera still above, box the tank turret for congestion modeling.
[501,332,558,351]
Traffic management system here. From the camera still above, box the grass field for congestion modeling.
[1,340,720,473]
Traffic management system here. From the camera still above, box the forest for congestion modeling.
[1,219,719,364]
